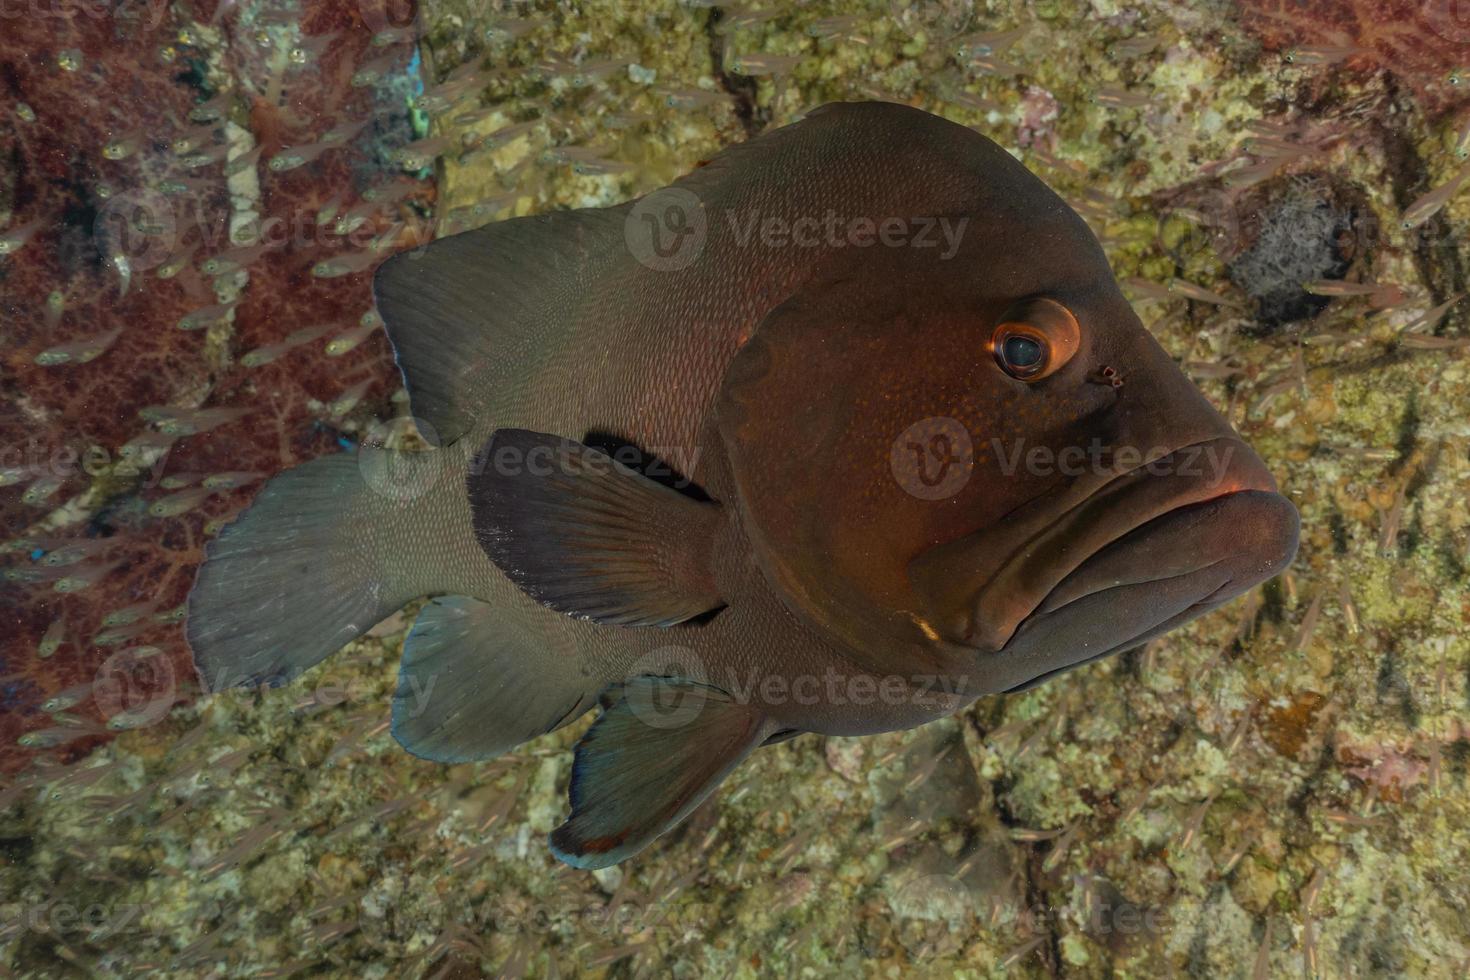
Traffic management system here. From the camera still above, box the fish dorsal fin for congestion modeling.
[468,428,725,627]
[372,103,983,448]
[550,677,767,869]
[372,210,626,445]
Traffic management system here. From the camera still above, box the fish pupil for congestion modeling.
[1002,334,1044,368]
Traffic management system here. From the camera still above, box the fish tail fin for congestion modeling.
[186,450,442,692]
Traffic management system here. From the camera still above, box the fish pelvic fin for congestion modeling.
[550,677,767,869]
[391,595,595,763]
[468,428,726,628]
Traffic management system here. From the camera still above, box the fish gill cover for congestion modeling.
[1,0,1470,977]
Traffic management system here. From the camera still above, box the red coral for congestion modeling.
[1239,0,1470,115]
[0,0,429,772]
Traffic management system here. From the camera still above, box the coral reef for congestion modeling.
[3,0,1469,977]
[0,0,429,770]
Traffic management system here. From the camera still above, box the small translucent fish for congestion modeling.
[571,58,630,86]
[241,323,336,366]
[158,473,202,490]
[729,52,803,76]
[392,136,452,171]
[956,27,1028,58]
[180,144,229,169]
[1122,276,1177,302]
[268,142,332,173]
[1301,279,1382,297]
[201,240,277,277]
[807,15,860,39]
[188,93,231,123]
[141,405,250,436]
[320,118,369,146]
[1398,293,1463,333]
[53,561,119,592]
[1283,44,1366,66]
[149,486,215,518]
[0,218,45,256]
[315,189,350,228]
[196,470,264,492]
[1400,333,1470,350]
[170,123,220,155]
[101,128,144,160]
[351,50,403,88]
[93,621,152,646]
[1092,86,1154,109]
[664,87,723,110]
[1454,112,1470,159]
[324,320,379,356]
[156,241,199,280]
[177,301,237,331]
[35,327,124,365]
[1111,34,1160,59]
[223,145,263,178]
[483,16,537,42]
[313,249,383,278]
[328,379,373,417]
[19,726,98,749]
[21,475,64,505]
[372,27,417,47]
[971,55,1024,77]
[288,30,340,66]
[101,602,155,627]
[39,618,66,658]
[361,179,418,205]
[1400,162,1470,229]
[42,682,94,714]
[1169,278,1240,306]
[119,430,178,459]
[1222,158,1285,188]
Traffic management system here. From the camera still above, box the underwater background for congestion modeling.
[2,0,1469,975]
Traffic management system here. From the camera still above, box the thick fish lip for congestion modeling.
[963,436,1283,653]
[991,488,1299,693]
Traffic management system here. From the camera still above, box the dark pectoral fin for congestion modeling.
[469,429,725,627]
[550,677,767,869]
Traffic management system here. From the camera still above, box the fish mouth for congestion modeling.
[991,487,1299,692]
[918,436,1298,690]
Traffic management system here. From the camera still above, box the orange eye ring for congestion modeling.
[990,297,1081,383]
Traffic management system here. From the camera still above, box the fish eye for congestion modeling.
[990,297,1081,382]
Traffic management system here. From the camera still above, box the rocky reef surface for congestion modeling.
[3,0,1469,976]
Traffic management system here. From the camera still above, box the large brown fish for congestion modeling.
[187,102,1298,869]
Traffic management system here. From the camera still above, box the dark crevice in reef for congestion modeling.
[1373,80,1469,334]
[968,711,1065,977]
[703,7,769,138]
[989,784,1065,977]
